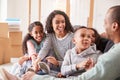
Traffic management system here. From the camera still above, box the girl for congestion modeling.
[9,21,45,78]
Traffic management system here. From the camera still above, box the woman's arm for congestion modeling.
[38,34,52,60]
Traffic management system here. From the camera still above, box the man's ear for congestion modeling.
[112,22,119,31]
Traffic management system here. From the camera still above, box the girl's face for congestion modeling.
[31,26,44,43]
[88,29,96,43]
[73,28,92,51]
[52,14,66,36]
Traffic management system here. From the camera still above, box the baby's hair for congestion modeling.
[22,21,43,54]
[45,10,74,33]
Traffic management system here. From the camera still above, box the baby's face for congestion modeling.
[73,28,92,51]
[88,29,96,43]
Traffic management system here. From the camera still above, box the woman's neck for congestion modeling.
[56,31,67,38]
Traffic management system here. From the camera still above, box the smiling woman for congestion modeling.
[37,10,74,75]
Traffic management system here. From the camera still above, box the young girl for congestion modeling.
[61,27,101,77]
[7,21,45,79]
[35,10,74,75]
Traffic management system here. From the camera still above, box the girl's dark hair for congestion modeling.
[45,10,74,33]
[22,21,43,54]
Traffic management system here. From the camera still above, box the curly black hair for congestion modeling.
[45,10,74,33]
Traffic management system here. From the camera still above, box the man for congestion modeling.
[22,5,120,80]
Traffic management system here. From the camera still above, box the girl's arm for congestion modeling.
[38,34,52,60]
[27,40,37,61]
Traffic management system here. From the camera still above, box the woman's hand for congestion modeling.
[46,56,59,66]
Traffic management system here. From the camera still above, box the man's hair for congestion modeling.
[109,5,120,26]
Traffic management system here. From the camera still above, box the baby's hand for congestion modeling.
[84,58,94,70]
[76,60,88,70]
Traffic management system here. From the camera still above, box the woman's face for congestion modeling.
[52,14,66,36]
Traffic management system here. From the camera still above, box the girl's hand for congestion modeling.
[46,56,59,66]
[18,55,29,65]
[32,58,41,72]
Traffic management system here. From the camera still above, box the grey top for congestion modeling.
[38,32,74,66]
[33,43,120,80]
[61,44,101,76]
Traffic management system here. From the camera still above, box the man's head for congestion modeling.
[104,5,120,43]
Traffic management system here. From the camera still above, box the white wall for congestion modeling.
[0,0,7,21]
[31,0,39,22]
[1,0,120,37]
[70,0,90,26]
[93,0,120,34]
[7,0,29,39]
[41,0,56,26]
[41,0,67,27]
